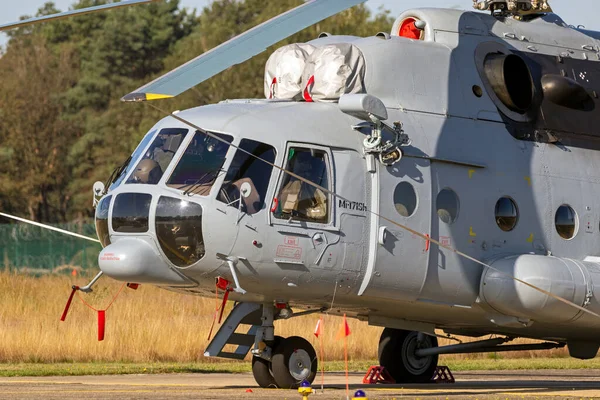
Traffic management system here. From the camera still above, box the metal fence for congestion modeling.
[0,223,101,273]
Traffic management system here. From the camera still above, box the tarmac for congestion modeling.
[3,369,600,399]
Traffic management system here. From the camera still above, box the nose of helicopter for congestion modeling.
[98,236,196,286]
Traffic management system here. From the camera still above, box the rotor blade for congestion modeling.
[0,212,101,243]
[122,0,366,102]
[0,0,161,32]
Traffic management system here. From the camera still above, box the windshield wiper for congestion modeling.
[104,155,132,191]
[182,167,225,196]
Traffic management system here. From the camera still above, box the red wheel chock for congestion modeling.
[362,366,396,384]
[431,366,455,383]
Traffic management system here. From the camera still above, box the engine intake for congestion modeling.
[483,53,534,114]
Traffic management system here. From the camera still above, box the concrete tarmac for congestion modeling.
[3,369,600,399]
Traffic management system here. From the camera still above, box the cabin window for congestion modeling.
[495,197,519,232]
[555,205,578,240]
[436,188,459,224]
[167,131,233,196]
[127,128,187,185]
[394,182,417,217]
[217,139,276,214]
[274,148,330,224]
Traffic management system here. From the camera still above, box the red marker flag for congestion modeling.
[97,310,106,341]
[336,314,351,339]
[314,317,323,338]
[337,313,351,398]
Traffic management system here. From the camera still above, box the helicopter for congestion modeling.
[3,0,600,389]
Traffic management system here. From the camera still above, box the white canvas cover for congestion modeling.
[264,43,315,100]
[302,43,366,102]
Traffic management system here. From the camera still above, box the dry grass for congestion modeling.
[0,271,572,364]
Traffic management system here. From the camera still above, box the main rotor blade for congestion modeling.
[0,0,162,32]
[122,0,366,102]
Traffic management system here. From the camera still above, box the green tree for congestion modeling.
[0,37,80,222]
[59,0,194,215]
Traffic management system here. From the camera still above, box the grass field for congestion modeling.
[0,271,578,369]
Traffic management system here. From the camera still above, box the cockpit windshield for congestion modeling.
[167,130,233,196]
[127,128,187,185]
[108,129,157,190]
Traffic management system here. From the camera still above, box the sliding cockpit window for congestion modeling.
[167,131,234,196]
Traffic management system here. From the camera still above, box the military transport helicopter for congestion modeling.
[4,0,600,389]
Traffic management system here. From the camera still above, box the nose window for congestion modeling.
[156,197,205,267]
[112,193,152,233]
[127,128,187,185]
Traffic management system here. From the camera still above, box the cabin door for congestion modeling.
[358,155,431,301]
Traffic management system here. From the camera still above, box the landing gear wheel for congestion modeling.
[271,336,318,389]
[252,357,277,388]
[378,328,438,383]
[251,336,282,388]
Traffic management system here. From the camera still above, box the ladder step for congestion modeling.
[227,333,255,347]
[217,351,247,360]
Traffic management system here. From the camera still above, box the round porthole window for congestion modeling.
[394,182,417,217]
[555,205,578,240]
[495,197,519,232]
[436,188,459,224]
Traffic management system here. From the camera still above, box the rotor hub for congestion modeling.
[473,0,552,18]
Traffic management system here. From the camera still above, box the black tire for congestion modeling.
[378,328,438,384]
[271,336,318,389]
[251,336,283,389]
[252,357,278,388]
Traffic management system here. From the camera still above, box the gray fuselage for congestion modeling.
[97,8,600,346]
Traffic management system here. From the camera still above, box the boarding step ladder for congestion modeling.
[204,302,263,360]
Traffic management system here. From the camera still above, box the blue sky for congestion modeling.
[2,0,599,47]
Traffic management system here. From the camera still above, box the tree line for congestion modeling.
[0,0,393,223]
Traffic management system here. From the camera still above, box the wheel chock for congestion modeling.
[362,366,396,384]
[430,366,455,383]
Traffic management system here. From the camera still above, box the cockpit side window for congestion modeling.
[167,131,233,196]
[127,128,187,185]
[217,139,276,214]
[273,148,330,224]
[109,129,157,190]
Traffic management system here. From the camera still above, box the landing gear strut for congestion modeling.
[378,328,439,383]
[205,302,319,389]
